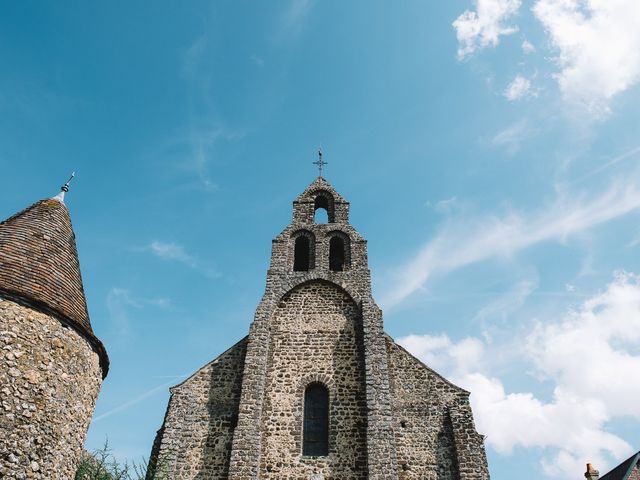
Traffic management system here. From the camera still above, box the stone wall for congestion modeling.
[0,298,102,479]
[148,338,247,479]
[629,465,640,480]
[258,281,368,479]
[387,339,489,480]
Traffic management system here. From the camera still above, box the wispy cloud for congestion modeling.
[187,126,245,192]
[181,34,207,80]
[145,240,220,279]
[177,34,247,191]
[491,118,533,154]
[381,175,640,308]
[93,377,185,423]
[453,0,522,59]
[106,288,171,339]
[279,0,316,39]
[575,146,640,185]
[473,277,537,325]
[149,240,197,267]
[432,196,459,214]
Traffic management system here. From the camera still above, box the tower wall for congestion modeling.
[259,281,368,479]
[0,297,102,479]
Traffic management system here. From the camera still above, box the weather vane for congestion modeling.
[61,172,75,193]
[313,148,327,176]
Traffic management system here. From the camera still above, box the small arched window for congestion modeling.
[294,236,311,271]
[329,236,345,271]
[303,383,329,456]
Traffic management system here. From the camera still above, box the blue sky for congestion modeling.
[2,1,640,478]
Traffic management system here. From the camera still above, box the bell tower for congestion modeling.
[148,172,490,480]
[228,176,398,479]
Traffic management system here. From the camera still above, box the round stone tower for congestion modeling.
[0,187,108,478]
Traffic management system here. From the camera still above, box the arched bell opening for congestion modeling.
[328,232,350,272]
[313,192,335,223]
[293,231,315,272]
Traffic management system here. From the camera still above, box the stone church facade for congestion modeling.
[149,177,489,480]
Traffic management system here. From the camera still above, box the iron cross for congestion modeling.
[313,148,327,176]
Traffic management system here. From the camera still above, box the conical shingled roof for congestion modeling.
[0,197,108,377]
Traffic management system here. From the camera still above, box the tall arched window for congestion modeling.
[303,383,329,456]
[329,236,345,271]
[294,236,311,271]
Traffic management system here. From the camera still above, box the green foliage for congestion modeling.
[74,440,165,480]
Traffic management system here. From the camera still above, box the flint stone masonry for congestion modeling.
[259,282,367,479]
[387,338,489,479]
[148,338,247,478]
[0,298,102,479]
[149,177,490,479]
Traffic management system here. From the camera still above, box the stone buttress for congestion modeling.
[149,177,490,480]
[0,192,108,479]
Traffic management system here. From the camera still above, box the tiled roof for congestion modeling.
[601,452,640,480]
[0,198,108,377]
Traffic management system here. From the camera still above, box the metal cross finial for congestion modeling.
[61,172,75,193]
[313,148,327,177]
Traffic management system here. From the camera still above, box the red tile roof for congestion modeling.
[0,198,108,377]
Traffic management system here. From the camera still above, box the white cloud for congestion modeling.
[522,39,536,53]
[528,272,640,418]
[533,0,640,115]
[398,334,485,376]
[474,278,537,324]
[149,240,197,267]
[453,0,522,59]
[106,288,135,338]
[106,288,170,339]
[504,74,533,101]
[146,241,220,279]
[433,196,458,214]
[491,118,533,154]
[462,373,631,478]
[278,0,316,39]
[398,272,640,477]
[381,175,640,308]
[181,34,207,80]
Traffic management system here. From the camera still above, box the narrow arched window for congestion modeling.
[294,236,311,271]
[303,383,329,456]
[329,236,345,271]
